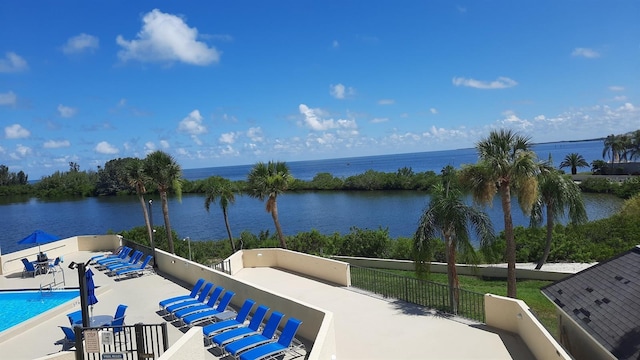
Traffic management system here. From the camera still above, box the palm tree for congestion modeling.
[144,151,182,254]
[460,129,540,298]
[124,158,153,246]
[204,176,237,252]
[602,134,627,163]
[414,166,494,314]
[559,153,589,175]
[530,169,587,269]
[626,130,640,161]
[246,161,293,249]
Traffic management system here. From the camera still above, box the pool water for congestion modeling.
[0,290,80,332]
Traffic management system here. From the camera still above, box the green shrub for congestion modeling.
[338,227,392,258]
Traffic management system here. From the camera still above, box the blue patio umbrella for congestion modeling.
[86,268,98,318]
[17,230,61,253]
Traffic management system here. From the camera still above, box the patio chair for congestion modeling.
[21,258,36,278]
[48,257,61,274]
[99,250,141,270]
[164,282,213,314]
[58,326,76,350]
[104,251,142,271]
[205,305,269,347]
[202,299,256,336]
[226,316,302,359]
[114,255,154,278]
[237,317,304,360]
[111,304,128,334]
[172,286,224,320]
[211,309,282,349]
[96,248,131,265]
[159,278,206,310]
[90,246,129,263]
[180,290,235,326]
[66,310,82,325]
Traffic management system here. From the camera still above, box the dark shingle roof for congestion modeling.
[541,246,640,360]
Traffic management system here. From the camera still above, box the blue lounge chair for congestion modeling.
[224,315,298,358]
[58,326,76,350]
[159,278,206,310]
[237,317,304,360]
[90,246,129,263]
[180,290,235,326]
[173,286,224,320]
[114,255,153,278]
[104,251,142,271]
[21,258,36,278]
[202,299,255,336]
[212,309,282,349]
[206,305,269,347]
[164,282,214,314]
[96,248,131,265]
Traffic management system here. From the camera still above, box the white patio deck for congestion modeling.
[0,250,535,360]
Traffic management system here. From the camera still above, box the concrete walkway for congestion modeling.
[234,267,535,360]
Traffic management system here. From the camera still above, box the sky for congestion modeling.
[1,1,639,179]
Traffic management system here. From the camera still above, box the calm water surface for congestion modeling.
[0,191,623,254]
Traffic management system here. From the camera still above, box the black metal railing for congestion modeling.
[212,258,232,274]
[74,323,168,360]
[350,265,485,322]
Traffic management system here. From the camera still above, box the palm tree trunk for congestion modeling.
[536,204,554,270]
[445,233,459,314]
[223,207,235,252]
[500,183,517,298]
[138,194,153,246]
[269,196,287,249]
[160,191,175,254]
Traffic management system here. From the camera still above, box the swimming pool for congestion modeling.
[0,289,80,333]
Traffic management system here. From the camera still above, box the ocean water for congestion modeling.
[183,139,604,181]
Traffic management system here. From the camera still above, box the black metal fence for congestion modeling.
[350,265,485,322]
[74,323,168,360]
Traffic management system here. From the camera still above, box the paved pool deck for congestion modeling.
[1,251,535,360]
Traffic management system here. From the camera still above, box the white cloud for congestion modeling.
[246,127,264,142]
[62,33,99,54]
[370,118,388,123]
[11,144,31,159]
[572,47,600,58]
[299,104,357,131]
[612,95,628,102]
[332,40,340,48]
[95,141,119,154]
[219,132,237,144]
[5,124,30,139]
[116,9,220,66]
[0,91,17,106]
[498,110,533,129]
[144,142,156,151]
[57,104,77,118]
[159,140,170,149]
[43,140,71,148]
[452,76,517,89]
[430,108,438,114]
[0,52,28,73]
[178,110,207,135]
[330,83,355,99]
[609,86,625,92]
[457,5,467,13]
[378,99,395,105]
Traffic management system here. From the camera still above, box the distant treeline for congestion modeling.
[2,156,640,199]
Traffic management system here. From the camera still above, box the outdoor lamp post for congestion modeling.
[183,237,192,261]
[68,260,90,328]
[148,199,157,269]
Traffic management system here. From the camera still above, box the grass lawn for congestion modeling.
[388,270,558,337]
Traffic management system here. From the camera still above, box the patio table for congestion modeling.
[74,315,113,327]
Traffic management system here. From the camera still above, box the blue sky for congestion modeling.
[1,1,639,179]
